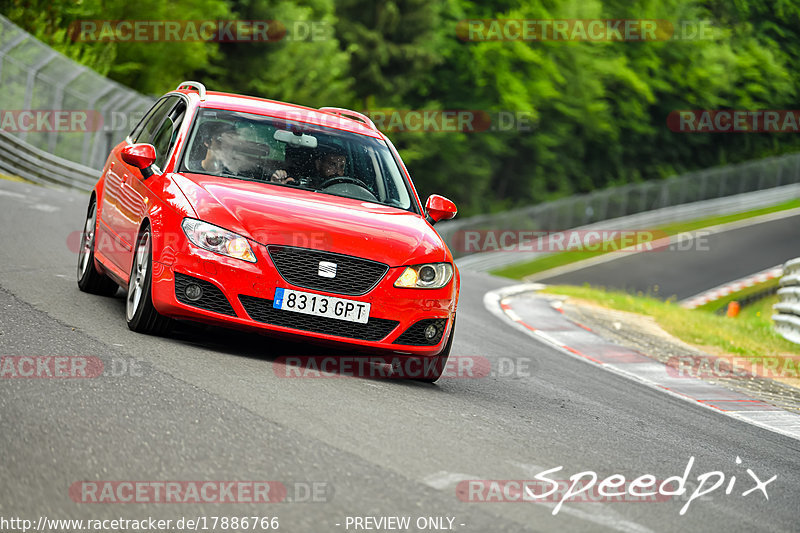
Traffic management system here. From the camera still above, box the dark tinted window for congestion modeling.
[136,95,179,146]
[130,98,168,143]
[152,101,187,170]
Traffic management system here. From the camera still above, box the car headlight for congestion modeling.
[181,218,256,263]
[394,263,453,289]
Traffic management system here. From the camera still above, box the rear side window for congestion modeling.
[129,98,169,143]
[151,101,187,170]
[136,96,180,146]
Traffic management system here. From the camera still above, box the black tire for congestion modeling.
[126,227,171,335]
[77,199,119,296]
[411,317,455,383]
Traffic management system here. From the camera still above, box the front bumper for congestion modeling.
[150,241,457,356]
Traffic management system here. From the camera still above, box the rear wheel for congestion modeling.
[126,227,171,335]
[77,200,118,296]
[411,317,455,383]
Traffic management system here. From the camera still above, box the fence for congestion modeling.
[440,152,800,253]
[774,258,800,345]
[0,15,154,170]
[444,152,800,272]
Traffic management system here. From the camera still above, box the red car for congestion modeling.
[77,81,459,381]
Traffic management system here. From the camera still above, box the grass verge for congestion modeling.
[541,284,799,365]
[492,198,800,280]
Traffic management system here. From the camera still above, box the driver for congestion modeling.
[271,150,346,186]
[316,152,347,180]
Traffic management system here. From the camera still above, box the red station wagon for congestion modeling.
[77,81,459,381]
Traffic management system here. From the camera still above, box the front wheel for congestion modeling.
[411,317,455,383]
[77,200,119,296]
[126,227,171,335]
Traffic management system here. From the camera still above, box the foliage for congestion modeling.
[4,0,800,215]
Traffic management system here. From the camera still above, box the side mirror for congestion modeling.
[425,194,457,224]
[121,143,156,178]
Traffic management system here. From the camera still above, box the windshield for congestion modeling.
[180,108,414,210]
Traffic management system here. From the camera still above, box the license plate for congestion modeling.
[273,288,370,324]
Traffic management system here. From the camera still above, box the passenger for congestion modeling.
[192,121,291,183]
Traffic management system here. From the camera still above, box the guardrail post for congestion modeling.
[19,50,58,142]
[80,84,115,167]
[47,66,87,153]
[88,91,138,168]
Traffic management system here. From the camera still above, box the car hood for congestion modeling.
[171,173,448,266]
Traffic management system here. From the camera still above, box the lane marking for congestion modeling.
[421,471,479,490]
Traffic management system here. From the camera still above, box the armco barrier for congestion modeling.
[773,258,800,345]
[0,128,96,191]
[443,150,800,271]
[453,183,800,272]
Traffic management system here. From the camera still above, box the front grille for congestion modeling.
[393,318,448,346]
[267,245,388,296]
[175,273,236,316]
[239,295,398,342]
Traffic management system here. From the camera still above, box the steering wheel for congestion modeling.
[319,176,372,191]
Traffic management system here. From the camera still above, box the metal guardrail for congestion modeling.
[0,15,154,169]
[455,183,800,272]
[773,258,800,345]
[442,151,800,268]
[0,128,96,190]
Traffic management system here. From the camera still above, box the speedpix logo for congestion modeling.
[458,456,776,516]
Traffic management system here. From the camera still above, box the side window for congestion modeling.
[137,95,179,146]
[152,101,187,170]
[129,98,168,143]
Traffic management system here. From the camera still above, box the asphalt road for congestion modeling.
[540,213,800,299]
[0,178,798,533]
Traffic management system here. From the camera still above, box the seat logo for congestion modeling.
[318,261,337,278]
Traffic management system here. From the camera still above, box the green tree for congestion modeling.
[5,0,800,216]
[198,0,353,107]
[2,0,230,94]
[333,0,447,107]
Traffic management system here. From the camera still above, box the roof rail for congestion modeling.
[176,81,206,101]
[319,107,377,131]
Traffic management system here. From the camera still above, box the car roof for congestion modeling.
[172,89,382,139]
